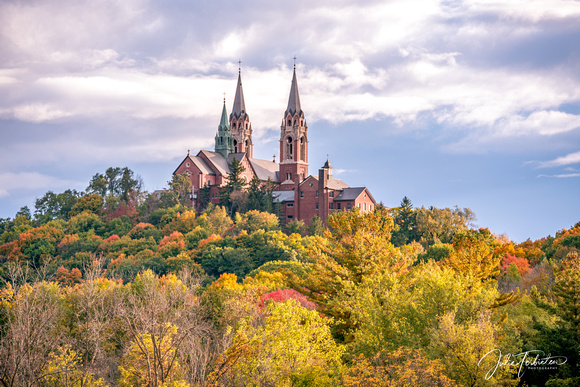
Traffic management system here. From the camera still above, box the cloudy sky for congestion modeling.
[1,0,579,242]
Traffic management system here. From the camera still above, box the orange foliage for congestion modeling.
[501,253,531,276]
[198,234,222,249]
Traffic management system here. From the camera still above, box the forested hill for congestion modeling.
[0,167,579,386]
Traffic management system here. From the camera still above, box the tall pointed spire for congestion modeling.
[230,69,248,121]
[285,67,302,117]
[229,64,253,157]
[215,98,234,158]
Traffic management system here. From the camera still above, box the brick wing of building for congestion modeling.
[174,66,376,224]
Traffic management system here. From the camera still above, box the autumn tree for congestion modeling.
[0,269,65,387]
[208,299,343,386]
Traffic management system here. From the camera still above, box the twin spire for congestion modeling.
[215,63,303,159]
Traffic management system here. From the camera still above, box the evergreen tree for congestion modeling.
[219,158,247,216]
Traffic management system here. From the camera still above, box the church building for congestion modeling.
[173,66,376,224]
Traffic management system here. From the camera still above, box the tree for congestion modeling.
[208,299,343,386]
[34,189,81,222]
[390,196,418,246]
[245,176,276,213]
[219,158,247,216]
[169,174,193,208]
[291,206,418,341]
[0,272,65,387]
[415,206,476,248]
[86,167,143,204]
[117,270,214,387]
[70,194,104,216]
[444,228,502,285]
[307,214,324,236]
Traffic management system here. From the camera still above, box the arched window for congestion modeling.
[288,119,291,126]
[300,137,305,161]
[234,140,238,153]
[286,137,293,159]
[232,122,236,129]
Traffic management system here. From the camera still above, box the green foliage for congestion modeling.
[34,189,81,223]
[307,214,324,236]
[168,173,193,208]
[219,157,247,216]
[86,167,143,203]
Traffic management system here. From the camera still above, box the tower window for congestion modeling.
[288,119,291,126]
[246,123,248,129]
[233,123,236,129]
[286,137,293,159]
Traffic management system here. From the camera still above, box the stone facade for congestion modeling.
[174,67,376,224]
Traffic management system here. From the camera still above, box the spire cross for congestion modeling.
[293,55,297,69]
[238,59,242,73]
[223,92,226,103]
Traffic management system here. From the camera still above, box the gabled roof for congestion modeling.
[173,153,214,175]
[326,178,350,190]
[334,187,376,203]
[299,175,318,186]
[198,150,230,176]
[272,190,295,203]
[227,152,246,165]
[285,68,303,117]
[249,158,281,183]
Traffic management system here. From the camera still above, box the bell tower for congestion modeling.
[230,66,253,157]
[279,65,308,186]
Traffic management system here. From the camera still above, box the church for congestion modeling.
[173,66,376,224]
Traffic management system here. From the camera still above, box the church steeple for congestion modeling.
[285,67,302,117]
[279,65,308,185]
[229,66,253,157]
[215,99,234,158]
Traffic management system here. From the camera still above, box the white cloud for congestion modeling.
[538,173,580,178]
[536,151,580,168]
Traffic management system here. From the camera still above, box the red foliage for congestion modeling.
[501,253,531,276]
[260,288,316,310]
